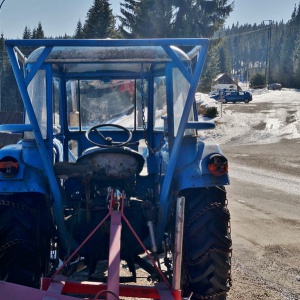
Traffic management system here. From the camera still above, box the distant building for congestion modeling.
[211,73,241,91]
[0,111,23,148]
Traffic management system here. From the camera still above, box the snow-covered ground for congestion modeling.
[196,88,300,146]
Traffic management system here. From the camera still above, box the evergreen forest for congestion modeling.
[0,0,299,111]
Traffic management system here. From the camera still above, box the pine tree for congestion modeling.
[83,0,116,38]
[23,26,32,39]
[293,30,300,87]
[32,22,45,39]
[119,0,173,38]
[135,0,173,38]
[119,0,233,38]
[118,0,139,38]
[279,5,299,87]
[74,20,84,39]
[218,40,231,74]
[199,41,221,92]
[171,0,233,38]
[0,34,22,111]
[291,4,300,87]
[269,21,285,82]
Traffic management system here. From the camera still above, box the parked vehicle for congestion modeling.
[209,88,236,98]
[0,39,231,300]
[268,83,282,90]
[210,90,252,103]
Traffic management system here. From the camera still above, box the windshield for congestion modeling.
[66,71,193,135]
[24,68,194,139]
[67,79,150,131]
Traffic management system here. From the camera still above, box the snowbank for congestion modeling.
[197,89,300,146]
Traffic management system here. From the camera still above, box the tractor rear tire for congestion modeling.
[0,193,53,288]
[181,186,232,300]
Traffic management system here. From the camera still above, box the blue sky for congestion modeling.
[0,0,298,38]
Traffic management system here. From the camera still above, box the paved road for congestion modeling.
[216,92,300,299]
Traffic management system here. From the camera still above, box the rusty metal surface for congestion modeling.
[54,153,142,180]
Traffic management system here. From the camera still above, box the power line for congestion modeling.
[213,26,269,40]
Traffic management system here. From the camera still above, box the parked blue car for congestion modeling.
[210,90,253,103]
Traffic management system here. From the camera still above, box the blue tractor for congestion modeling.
[0,39,231,300]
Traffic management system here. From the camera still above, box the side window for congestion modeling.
[154,76,167,130]
[25,70,47,139]
[53,78,61,134]
[67,80,80,131]
[172,68,194,136]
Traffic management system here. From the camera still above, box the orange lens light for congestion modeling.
[0,156,19,177]
[207,154,228,176]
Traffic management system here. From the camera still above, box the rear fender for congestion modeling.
[175,139,230,190]
[0,143,49,194]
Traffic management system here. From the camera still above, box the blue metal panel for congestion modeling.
[0,124,32,133]
[186,121,215,130]
[176,141,230,190]
[0,169,49,194]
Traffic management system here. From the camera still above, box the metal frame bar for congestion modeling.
[6,38,209,48]
[5,44,70,251]
[157,41,209,244]
[2,277,180,300]
[172,197,185,290]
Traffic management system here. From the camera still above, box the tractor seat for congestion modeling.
[54,147,144,181]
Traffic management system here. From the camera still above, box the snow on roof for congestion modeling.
[213,73,235,83]
[27,46,190,63]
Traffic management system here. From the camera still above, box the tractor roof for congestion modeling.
[27,45,190,63]
[26,45,190,73]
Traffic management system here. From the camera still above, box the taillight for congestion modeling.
[0,156,19,178]
[207,154,228,176]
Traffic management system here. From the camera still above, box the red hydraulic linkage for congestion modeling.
[38,189,183,300]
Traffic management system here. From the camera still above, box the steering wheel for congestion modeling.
[85,124,132,148]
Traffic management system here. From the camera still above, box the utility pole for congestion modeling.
[263,20,272,86]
